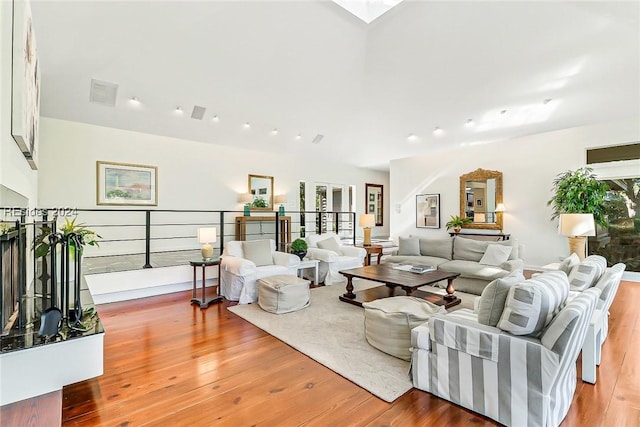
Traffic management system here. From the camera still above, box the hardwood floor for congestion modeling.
[60,281,640,426]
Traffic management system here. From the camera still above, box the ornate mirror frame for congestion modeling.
[248,174,274,211]
[459,168,503,230]
[365,183,384,226]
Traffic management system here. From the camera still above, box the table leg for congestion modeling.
[314,264,318,286]
[192,266,197,298]
[444,278,456,300]
[343,276,356,299]
[376,249,381,264]
[201,265,206,307]
[402,286,414,296]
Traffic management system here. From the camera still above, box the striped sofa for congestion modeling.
[411,283,600,426]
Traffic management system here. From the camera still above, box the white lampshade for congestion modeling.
[558,214,596,237]
[274,195,287,204]
[238,193,253,204]
[197,227,217,244]
[495,203,506,212]
[359,214,375,228]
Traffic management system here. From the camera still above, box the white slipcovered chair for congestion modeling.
[220,239,300,304]
[304,233,366,285]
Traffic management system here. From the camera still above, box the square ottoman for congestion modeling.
[258,274,310,314]
[363,296,446,360]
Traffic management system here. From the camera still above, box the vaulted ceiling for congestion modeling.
[30,1,640,170]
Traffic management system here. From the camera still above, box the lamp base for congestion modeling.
[363,228,372,246]
[567,236,587,261]
[279,205,285,216]
[244,204,250,216]
[201,243,214,261]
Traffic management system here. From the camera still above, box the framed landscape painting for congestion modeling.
[96,161,158,206]
[416,194,440,228]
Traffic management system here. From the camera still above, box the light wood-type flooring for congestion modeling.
[53,280,640,426]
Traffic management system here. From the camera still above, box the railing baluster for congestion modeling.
[143,210,152,268]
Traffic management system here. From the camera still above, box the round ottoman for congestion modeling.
[363,296,446,360]
[258,274,310,314]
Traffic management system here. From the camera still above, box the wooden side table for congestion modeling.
[359,244,383,266]
[190,259,223,309]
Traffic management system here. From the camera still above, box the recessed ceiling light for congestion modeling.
[175,106,183,113]
[271,128,278,135]
[130,96,140,103]
[465,119,474,127]
[407,133,418,142]
[212,115,219,122]
[433,127,443,136]
[244,122,251,128]
[500,109,508,115]
[295,133,302,140]
[543,98,553,105]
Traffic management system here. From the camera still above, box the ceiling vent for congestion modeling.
[191,105,206,120]
[89,79,118,107]
[312,134,324,144]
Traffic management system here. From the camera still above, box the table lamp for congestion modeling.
[238,193,253,216]
[558,213,595,261]
[359,213,375,246]
[275,195,287,215]
[197,227,217,260]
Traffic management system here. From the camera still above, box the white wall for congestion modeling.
[389,118,640,267]
[0,0,38,205]
[37,118,390,254]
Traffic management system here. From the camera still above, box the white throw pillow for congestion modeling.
[557,253,580,274]
[317,237,342,255]
[242,240,274,266]
[479,244,512,266]
[397,236,420,256]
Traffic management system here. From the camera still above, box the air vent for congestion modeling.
[191,105,206,120]
[312,134,324,144]
[89,79,118,107]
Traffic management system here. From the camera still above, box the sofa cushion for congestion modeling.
[438,260,508,281]
[398,236,420,256]
[497,271,570,336]
[557,253,580,274]
[477,269,525,327]
[383,255,449,267]
[242,240,273,266]
[317,237,342,255]
[479,244,512,266]
[453,237,520,262]
[418,237,453,260]
[568,255,607,291]
[306,233,339,248]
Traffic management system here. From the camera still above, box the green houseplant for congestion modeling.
[290,238,308,260]
[547,167,609,227]
[34,217,101,258]
[445,215,472,232]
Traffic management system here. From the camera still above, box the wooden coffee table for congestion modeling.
[338,264,461,309]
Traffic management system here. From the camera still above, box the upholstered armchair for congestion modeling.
[412,271,600,426]
[220,239,300,304]
[304,233,366,285]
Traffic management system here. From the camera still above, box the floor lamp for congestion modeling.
[558,213,595,261]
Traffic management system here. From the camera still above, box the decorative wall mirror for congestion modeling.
[459,168,503,230]
[365,183,383,226]
[248,174,274,210]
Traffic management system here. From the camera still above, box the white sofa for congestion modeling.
[383,236,524,295]
[220,239,300,304]
[412,270,601,426]
[304,233,366,285]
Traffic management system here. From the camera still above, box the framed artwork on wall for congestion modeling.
[11,0,40,170]
[365,183,383,226]
[96,161,158,206]
[416,194,440,228]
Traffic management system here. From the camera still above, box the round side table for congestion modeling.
[190,259,222,309]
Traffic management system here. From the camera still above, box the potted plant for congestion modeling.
[290,238,308,260]
[445,215,472,233]
[34,217,101,258]
[547,167,609,227]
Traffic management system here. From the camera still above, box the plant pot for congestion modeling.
[453,228,461,233]
[292,251,307,261]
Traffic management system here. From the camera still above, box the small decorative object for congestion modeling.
[291,238,308,260]
[416,194,440,228]
[197,227,217,261]
[359,214,375,246]
[275,194,287,215]
[96,161,158,206]
[238,193,253,216]
[34,217,101,258]
[445,215,472,233]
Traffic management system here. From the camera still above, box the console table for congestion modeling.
[448,232,510,241]
[235,215,292,244]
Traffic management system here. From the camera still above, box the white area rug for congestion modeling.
[227,279,475,402]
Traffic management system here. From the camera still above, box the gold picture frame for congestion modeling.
[248,174,274,210]
[96,161,158,206]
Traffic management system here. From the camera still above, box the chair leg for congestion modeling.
[582,322,597,384]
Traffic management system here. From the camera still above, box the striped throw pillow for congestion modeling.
[497,271,569,336]
[567,255,607,291]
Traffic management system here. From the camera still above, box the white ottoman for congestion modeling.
[258,275,310,314]
[363,296,446,360]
